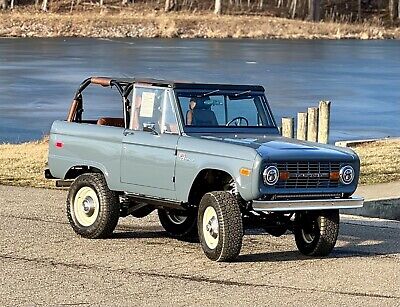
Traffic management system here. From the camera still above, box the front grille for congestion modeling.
[274,161,340,189]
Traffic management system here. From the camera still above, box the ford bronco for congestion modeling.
[45,77,364,262]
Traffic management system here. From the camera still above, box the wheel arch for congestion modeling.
[187,168,236,207]
[64,165,106,180]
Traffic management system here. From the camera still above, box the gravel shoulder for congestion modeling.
[1,185,399,306]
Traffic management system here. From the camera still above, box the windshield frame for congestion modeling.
[174,89,278,134]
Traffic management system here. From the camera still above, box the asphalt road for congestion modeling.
[1,185,399,306]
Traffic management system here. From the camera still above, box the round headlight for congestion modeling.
[263,166,279,186]
[340,165,354,185]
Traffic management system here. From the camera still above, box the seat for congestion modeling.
[186,99,218,126]
[97,117,124,127]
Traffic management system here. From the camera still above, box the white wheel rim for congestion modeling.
[73,186,100,227]
[202,206,219,249]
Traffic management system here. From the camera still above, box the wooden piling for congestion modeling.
[318,100,331,144]
[307,107,318,142]
[282,117,294,138]
[296,112,308,140]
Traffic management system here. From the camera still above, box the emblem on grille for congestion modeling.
[290,173,329,178]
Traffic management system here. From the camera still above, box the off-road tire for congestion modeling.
[67,173,120,239]
[158,209,198,242]
[294,209,339,256]
[198,191,243,262]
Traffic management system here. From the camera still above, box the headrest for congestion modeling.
[190,97,211,110]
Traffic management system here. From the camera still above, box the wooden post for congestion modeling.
[297,112,307,140]
[318,100,331,144]
[307,107,318,142]
[282,117,294,138]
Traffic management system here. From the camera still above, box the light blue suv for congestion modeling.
[45,77,364,262]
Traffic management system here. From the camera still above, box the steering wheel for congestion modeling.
[226,116,249,126]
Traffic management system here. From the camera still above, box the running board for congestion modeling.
[125,194,185,210]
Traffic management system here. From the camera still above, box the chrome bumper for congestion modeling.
[252,196,364,212]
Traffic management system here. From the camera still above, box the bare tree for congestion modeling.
[308,0,320,21]
[397,0,400,19]
[165,0,177,11]
[41,0,48,11]
[214,0,222,14]
[0,0,7,9]
[357,0,362,20]
[291,0,298,18]
[389,0,398,21]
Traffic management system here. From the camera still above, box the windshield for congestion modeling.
[176,90,276,129]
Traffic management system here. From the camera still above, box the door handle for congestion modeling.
[123,130,135,136]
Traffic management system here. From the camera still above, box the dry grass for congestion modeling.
[351,139,400,185]
[0,9,399,39]
[0,138,399,188]
[0,138,52,188]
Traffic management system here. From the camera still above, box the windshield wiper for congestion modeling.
[200,89,220,97]
[233,90,251,97]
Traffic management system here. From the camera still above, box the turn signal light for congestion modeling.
[279,171,290,181]
[330,172,340,180]
[239,168,251,177]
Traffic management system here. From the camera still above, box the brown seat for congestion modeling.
[97,117,124,128]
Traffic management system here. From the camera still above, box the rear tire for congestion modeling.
[198,191,243,262]
[294,209,339,256]
[158,209,198,242]
[66,173,120,239]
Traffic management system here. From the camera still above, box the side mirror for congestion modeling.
[143,122,159,135]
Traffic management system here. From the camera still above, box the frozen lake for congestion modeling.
[0,38,399,143]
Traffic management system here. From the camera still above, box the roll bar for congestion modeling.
[67,77,131,127]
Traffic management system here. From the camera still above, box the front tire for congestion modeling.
[198,191,243,262]
[294,210,339,256]
[67,173,120,239]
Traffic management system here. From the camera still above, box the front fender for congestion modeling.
[175,136,259,202]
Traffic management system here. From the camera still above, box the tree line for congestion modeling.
[1,0,400,22]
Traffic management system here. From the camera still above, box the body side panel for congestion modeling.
[48,121,123,190]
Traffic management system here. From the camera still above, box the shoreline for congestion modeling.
[0,138,399,188]
[1,10,399,39]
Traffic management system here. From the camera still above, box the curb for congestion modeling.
[335,137,400,148]
[341,198,400,221]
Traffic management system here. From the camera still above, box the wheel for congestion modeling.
[198,191,243,262]
[66,173,120,239]
[294,210,339,256]
[158,209,198,241]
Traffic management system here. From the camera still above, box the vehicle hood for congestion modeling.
[200,134,357,162]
